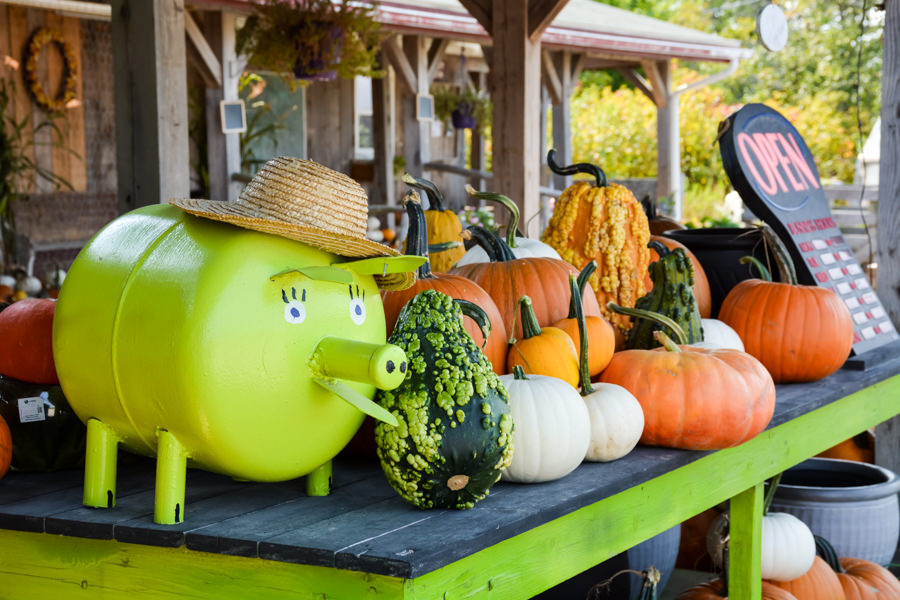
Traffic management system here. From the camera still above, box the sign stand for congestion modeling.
[718,103,897,362]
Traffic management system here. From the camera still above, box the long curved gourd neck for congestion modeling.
[401,172,446,211]
[568,261,597,319]
[465,185,522,250]
[547,148,608,187]
[465,225,517,262]
[402,190,435,280]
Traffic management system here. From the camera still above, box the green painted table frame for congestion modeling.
[2,373,899,600]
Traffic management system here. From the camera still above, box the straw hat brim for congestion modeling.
[169,198,414,290]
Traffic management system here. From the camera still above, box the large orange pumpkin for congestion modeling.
[647,235,712,318]
[0,413,11,480]
[676,580,800,599]
[0,297,59,384]
[599,329,775,450]
[400,173,466,272]
[541,150,652,339]
[816,536,900,600]
[450,226,602,341]
[718,257,853,383]
[770,556,846,600]
[382,191,508,375]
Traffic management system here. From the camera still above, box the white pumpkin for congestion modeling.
[694,318,744,351]
[706,510,816,582]
[582,382,644,462]
[499,367,591,483]
[456,184,561,266]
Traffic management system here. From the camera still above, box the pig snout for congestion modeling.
[311,337,408,390]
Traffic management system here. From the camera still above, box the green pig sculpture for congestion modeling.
[52,158,424,525]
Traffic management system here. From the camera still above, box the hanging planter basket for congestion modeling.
[451,102,477,130]
[291,26,343,82]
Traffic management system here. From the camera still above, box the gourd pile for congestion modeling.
[372,150,856,510]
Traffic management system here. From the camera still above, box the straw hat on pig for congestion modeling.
[170,157,411,290]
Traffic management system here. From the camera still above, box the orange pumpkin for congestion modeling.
[599,328,775,450]
[816,536,900,600]
[400,173,465,272]
[770,556,846,600]
[647,235,712,318]
[0,413,11,480]
[0,297,59,384]
[382,192,507,375]
[541,150,652,339]
[450,226,602,341]
[507,296,579,386]
[718,257,853,383]
[676,580,800,599]
[817,430,874,463]
[552,261,615,377]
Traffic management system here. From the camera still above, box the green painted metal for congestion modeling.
[83,418,120,508]
[306,460,333,496]
[729,483,763,600]
[1,374,898,599]
[154,429,188,524]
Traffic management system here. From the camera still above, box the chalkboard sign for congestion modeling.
[219,99,247,134]
[416,94,434,122]
[718,103,897,356]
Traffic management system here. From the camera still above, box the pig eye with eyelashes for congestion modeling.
[282,287,306,324]
[348,284,366,326]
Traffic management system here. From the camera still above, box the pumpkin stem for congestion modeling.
[465,225,517,263]
[568,261,597,319]
[760,224,799,285]
[517,296,542,340]
[814,535,846,574]
[740,255,772,282]
[465,185,521,249]
[428,241,463,253]
[607,302,688,346]
[512,364,528,380]
[762,472,782,516]
[402,190,434,279]
[647,239,671,259]
[546,148,608,187]
[453,299,492,349]
[652,330,681,353]
[401,172,445,211]
[573,274,594,396]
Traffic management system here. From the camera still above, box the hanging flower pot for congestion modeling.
[292,24,343,81]
[451,101,477,130]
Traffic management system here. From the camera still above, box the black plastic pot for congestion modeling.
[662,227,775,318]
[770,457,900,566]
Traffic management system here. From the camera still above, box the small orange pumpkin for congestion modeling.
[507,295,579,386]
[0,413,11,480]
[0,297,59,384]
[815,536,900,600]
[676,580,800,600]
[552,261,615,377]
[770,556,846,600]
[718,257,853,383]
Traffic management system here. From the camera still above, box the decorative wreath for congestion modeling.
[22,27,79,113]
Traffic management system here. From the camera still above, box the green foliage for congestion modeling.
[431,83,492,134]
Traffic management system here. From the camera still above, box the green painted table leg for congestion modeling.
[155,429,188,524]
[306,460,333,496]
[83,418,119,509]
[729,482,763,600]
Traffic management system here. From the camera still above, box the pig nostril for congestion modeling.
[385,360,395,374]
[400,361,407,373]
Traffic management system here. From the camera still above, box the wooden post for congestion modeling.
[876,0,900,478]
[489,0,542,236]
[111,0,190,211]
[401,35,430,178]
[372,65,396,224]
[655,60,681,219]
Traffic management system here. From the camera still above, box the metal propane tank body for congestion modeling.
[53,203,415,524]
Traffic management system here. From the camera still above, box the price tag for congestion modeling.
[18,396,45,423]
[718,104,898,356]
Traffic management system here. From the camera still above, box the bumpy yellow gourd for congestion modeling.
[542,180,651,339]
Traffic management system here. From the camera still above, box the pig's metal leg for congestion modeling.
[83,418,119,509]
[306,460,332,496]
[154,430,187,525]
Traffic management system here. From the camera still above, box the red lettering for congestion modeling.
[875,326,882,335]
[866,311,874,319]
[816,272,829,282]
[807,257,819,267]
[737,133,779,195]
[842,267,849,275]
[782,132,821,189]
[850,282,857,290]
[853,332,862,343]
[834,253,841,261]
[799,242,813,252]
[770,133,806,191]
[816,218,834,231]
[752,133,789,192]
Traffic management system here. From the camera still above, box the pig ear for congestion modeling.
[340,256,426,276]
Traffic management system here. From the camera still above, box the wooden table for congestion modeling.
[2,341,899,600]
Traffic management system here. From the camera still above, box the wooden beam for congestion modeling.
[541,50,562,106]
[184,10,222,88]
[620,67,654,104]
[426,38,450,84]
[875,0,900,477]
[458,0,491,33]
[640,60,668,108]
[550,51,575,192]
[112,0,190,210]
[381,35,416,96]
[528,0,569,41]
[400,35,430,177]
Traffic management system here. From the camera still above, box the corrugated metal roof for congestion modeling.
[375,0,752,63]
